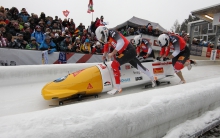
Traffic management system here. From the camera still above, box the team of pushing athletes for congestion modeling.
[95,26,196,95]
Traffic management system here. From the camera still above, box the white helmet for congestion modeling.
[158,34,169,47]
[95,26,109,43]
[134,34,142,46]
[96,41,101,45]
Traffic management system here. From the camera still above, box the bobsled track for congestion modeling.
[0,60,220,138]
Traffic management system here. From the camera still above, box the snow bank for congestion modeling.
[0,63,97,86]
[0,77,220,138]
[163,107,220,138]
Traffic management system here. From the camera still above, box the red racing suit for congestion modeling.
[136,38,153,57]
[103,30,153,84]
[160,34,190,71]
[160,34,186,57]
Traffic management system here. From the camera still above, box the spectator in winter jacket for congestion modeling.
[23,26,31,42]
[77,23,84,33]
[81,29,88,43]
[26,37,39,50]
[80,39,91,54]
[18,8,30,23]
[0,24,11,42]
[8,21,20,36]
[31,25,44,44]
[72,37,81,52]
[95,15,105,28]
[68,19,75,31]
[38,20,45,33]
[92,41,103,55]
[51,22,61,35]
[8,7,19,20]
[59,35,73,52]
[0,31,8,47]
[10,33,27,49]
[62,18,69,28]
[39,35,56,54]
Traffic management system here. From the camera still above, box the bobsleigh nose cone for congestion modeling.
[41,82,53,100]
[41,65,103,100]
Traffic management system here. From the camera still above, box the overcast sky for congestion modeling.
[1,0,220,30]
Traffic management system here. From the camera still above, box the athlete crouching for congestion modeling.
[134,34,155,62]
[158,33,192,84]
[95,26,156,95]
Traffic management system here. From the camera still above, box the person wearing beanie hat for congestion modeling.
[59,34,74,52]
[81,38,91,54]
[26,37,39,50]
[72,36,81,53]
[92,41,103,55]
[39,35,56,54]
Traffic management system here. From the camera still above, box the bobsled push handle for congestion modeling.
[103,59,108,67]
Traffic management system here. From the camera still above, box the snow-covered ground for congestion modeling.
[0,63,220,138]
[163,107,220,138]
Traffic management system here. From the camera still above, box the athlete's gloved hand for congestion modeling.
[163,57,170,61]
[156,57,161,61]
[102,56,107,62]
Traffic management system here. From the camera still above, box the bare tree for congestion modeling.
[170,20,180,33]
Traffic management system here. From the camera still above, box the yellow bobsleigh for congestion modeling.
[42,61,174,104]
[42,66,103,100]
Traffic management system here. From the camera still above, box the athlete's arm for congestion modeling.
[143,39,152,56]
[103,43,110,60]
[109,30,125,53]
[136,46,140,56]
[160,47,165,57]
[170,36,180,57]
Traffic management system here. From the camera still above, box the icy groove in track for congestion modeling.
[0,65,220,117]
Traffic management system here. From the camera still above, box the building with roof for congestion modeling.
[188,3,220,49]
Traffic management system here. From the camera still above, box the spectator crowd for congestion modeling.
[118,23,162,37]
[0,6,163,55]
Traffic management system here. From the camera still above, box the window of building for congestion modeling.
[208,23,213,30]
[208,35,215,42]
[194,26,199,32]
[201,24,208,34]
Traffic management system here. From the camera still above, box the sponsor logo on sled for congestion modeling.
[133,71,140,74]
[87,83,93,89]
[135,76,143,81]
[152,62,172,66]
[153,67,164,74]
[121,78,130,83]
[125,65,130,70]
[98,64,106,69]
[72,69,84,77]
[104,81,111,86]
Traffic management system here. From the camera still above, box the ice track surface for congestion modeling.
[0,64,220,117]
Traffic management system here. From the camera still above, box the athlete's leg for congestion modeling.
[129,57,156,87]
[108,45,136,94]
[172,49,189,83]
[182,47,193,70]
[149,50,155,58]
[108,60,123,95]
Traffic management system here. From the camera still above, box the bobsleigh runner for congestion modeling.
[41,59,175,105]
